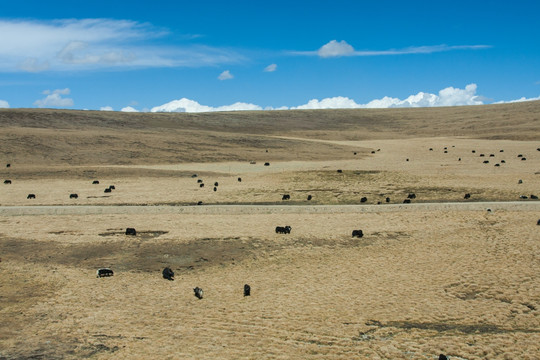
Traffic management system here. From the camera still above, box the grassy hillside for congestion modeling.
[0,101,538,165]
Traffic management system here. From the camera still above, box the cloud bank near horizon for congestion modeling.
[147,83,510,113]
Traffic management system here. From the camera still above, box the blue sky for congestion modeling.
[0,0,539,112]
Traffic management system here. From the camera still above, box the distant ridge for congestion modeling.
[1,100,539,139]
[0,101,538,166]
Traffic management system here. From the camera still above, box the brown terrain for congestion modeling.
[0,102,539,359]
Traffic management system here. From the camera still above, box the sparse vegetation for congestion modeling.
[1,103,539,359]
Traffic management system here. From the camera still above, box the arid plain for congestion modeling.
[1,102,539,359]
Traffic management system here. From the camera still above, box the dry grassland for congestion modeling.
[1,102,540,359]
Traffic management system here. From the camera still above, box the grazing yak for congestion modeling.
[518,179,523,184]
[337,169,343,173]
[125,228,137,236]
[483,160,489,164]
[104,188,112,193]
[464,193,471,199]
[385,197,390,203]
[214,182,219,187]
[96,268,114,278]
[244,284,251,297]
[275,226,291,234]
[4,179,11,184]
[92,180,100,184]
[264,162,270,166]
[200,183,205,188]
[352,230,364,238]
[537,219,540,225]
[194,287,204,299]
[282,194,290,200]
[213,187,217,192]
[162,267,174,281]
[27,194,36,199]
[191,174,198,178]
[407,193,416,199]
[360,197,367,203]
[439,355,448,360]
[307,195,312,201]
[531,195,539,199]
[6,163,10,168]
[109,185,115,190]
[238,177,242,182]
[69,194,78,199]
[197,201,203,205]
[197,179,203,183]
[403,199,411,203]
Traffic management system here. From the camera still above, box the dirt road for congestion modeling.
[1,201,538,216]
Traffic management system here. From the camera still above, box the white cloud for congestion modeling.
[150,84,486,113]
[34,88,74,108]
[151,98,262,113]
[293,84,484,109]
[318,40,355,58]
[494,95,540,104]
[0,19,245,72]
[100,106,114,111]
[121,106,139,112]
[293,42,491,58]
[293,96,361,109]
[264,63,277,72]
[0,100,9,108]
[218,70,233,80]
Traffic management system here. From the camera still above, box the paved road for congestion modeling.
[0,202,539,216]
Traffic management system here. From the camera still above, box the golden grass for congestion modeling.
[1,103,540,359]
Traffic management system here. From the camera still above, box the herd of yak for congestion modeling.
[4,145,540,296]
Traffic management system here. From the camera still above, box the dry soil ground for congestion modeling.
[0,104,539,359]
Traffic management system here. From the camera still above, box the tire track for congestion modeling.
[0,201,539,216]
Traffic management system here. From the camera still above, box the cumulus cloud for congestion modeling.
[218,70,233,80]
[264,63,277,72]
[100,106,114,111]
[494,95,540,104]
[149,84,486,113]
[121,106,139,112]
[293,84,483,109]
[293,96,361,109]
[293,41,491,58]
[34,88,74,108]
[318,40,355,58]
[151,98,262,113]
[0,18,245,72]
[0,100,9,108]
